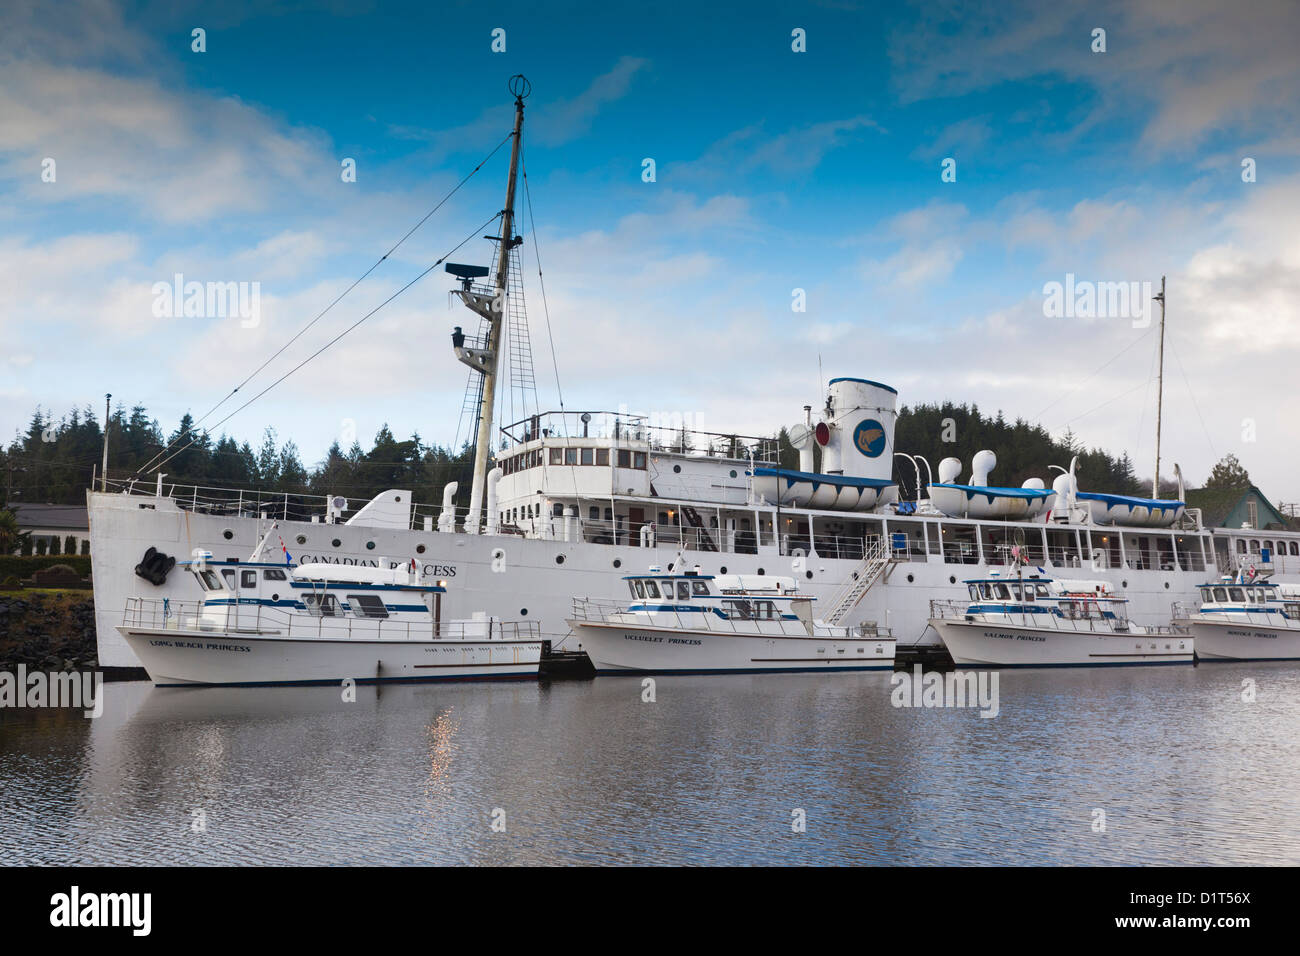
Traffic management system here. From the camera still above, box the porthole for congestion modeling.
[556,555,565,565]
[222,529,234,540]
[332,539,341,548]
[907,574,914,583]
[673,465,682,473]
[296,534,307,545]
[757,568,765,575]
[366,541,375,550]
[719,566,728,574]
[416,544,426,554]
[395,495,402,503]
[1123,580,1128,588]
[949,575,957,584]
[520,608,528,616]
[805,571,813,580]
[613,559,622,568]
[729,470,737,478]
[271,593,279,601]
[1164,582,1170,589]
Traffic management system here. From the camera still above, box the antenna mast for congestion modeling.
[1152,275,1166,499]
[453,75,530,533]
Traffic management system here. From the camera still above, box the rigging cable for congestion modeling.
[146,211,504,477]
[133,132,515,478]
[521,146,567,431]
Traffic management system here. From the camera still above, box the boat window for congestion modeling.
[634,452,647,469]
[676,581,690,600]
[221,568,237,589]
[596,448,609,466]
[581,448,594,466]
[993,583,1010,600]
[634,580,646,599]
[644,581,661,599]
[549,448,562,465]
[1035,584,1051,598]
[347,594,389,619]
[241,569,257,589]
[968,585,979,601]
[628,582,638,599]
[264,568,287,581]
[617,450,631,468]
[978,584,991,600]
[564,448,578,465]
[199,570,222,591]
[1201,588,1213,602]
[302,593,341,618]
[1229,588,1245,602]
[1213,587,1228,602]
[728,600,754,620]
[691,581,709,596]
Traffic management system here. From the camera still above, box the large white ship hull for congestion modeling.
[931,619,1194,667]
[86,490,1261,670]
[569,620,894,674]
[118,626,541,686]
[1182,621,1300,661]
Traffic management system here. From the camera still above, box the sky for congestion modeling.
[3,0,1299,501]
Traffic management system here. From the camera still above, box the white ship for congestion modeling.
[118,527,542,686]
[1172,573,1300,661]
[929,567,1193,667]
[85,77,1300,672]
[568,566,895,674]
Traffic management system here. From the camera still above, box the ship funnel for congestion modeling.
[820,378,897,480]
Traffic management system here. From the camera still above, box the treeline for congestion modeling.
[4,400,1169,509]
[1,405,474,507]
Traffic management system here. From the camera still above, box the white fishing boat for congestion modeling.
[117,527,542,686]
[929,566,1193,667]
[1172,572,1300,661]
[567,565,895,674]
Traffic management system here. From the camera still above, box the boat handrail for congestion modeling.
[570,596,892,642]
[121,597,541,642]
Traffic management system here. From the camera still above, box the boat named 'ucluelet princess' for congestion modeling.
[117,528,542,686]
[84,76,1300,673]
[567,566,895,673]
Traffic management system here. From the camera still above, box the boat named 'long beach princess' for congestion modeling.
[85,76,1300,671]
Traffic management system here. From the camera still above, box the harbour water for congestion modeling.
[2,664,1298,866]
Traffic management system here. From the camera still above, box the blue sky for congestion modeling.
[4,0,1300,500]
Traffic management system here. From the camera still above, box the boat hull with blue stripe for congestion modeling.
[117,547,541,686]
[1173,580,1300,661]
[568,569,895,674]
[930,571,1193,667]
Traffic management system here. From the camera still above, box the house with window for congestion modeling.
[10,503,91,556]
[1185,484,1300,572]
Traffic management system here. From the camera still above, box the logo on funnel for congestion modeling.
[854,419,886,458]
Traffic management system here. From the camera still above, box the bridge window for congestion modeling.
[993,583,1010,600]
[264,569,287,581]
[1229,588,1245,602]
[628,582,638,599]
[677,581,690,600]
[347,594,389,619]
[633,580,646,599]
[691,581,709,596]
[617,450,631,468]
[241,570,258,589]
[1201,588,1213,602]
[1213,587,1228,602]
[564,448,578,465]
[220,569,237,589]
[644,581,661,598]
[199,570,223,591]
[549,448,562,465]
[581,448,594,466]
[634,452,647,469]
[596,449,609,466]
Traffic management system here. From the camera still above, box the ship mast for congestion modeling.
[1152,275,1166,499]
[453,75,529,533]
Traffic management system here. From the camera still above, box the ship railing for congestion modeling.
[569,597,890,641]
[122,598,540,642]
[1170,601,1195,620]
[927,597,1162,634]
